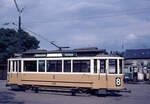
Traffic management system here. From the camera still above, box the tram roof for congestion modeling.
[9,55,123,60]
[23,48,106,54]
[10,47,123,59]
[21,47,108,58]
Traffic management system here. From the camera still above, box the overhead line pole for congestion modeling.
[14,0,23,53]
[13,0,69,51]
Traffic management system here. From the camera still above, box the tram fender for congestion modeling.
[107,88,131,93]
[119,88,131,93]
[6,83,10,87]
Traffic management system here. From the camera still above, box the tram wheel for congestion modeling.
[34,87,39,93]
[10,85,26,91]
[10,84,19,91]
[18,85,26,92]
[95,89,107,96]
[71,89,77,96]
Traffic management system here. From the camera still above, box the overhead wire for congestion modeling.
[12,22,52,44]
[22,7,150,24]
[13,23,68,50]
[23,27,52,44]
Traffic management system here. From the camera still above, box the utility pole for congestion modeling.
[121,40,124,51]
[18,13,21,53]
[13,0,69,51]
[14,0,23,53]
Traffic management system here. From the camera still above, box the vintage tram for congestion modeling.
[7,51,127,95]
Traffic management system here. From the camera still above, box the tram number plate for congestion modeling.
[115,77,121,86]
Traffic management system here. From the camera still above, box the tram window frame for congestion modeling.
[24,61,37,72]
[94,59,97,73]
[100,60,106,73]
[47,60,62,72]
[73,60,90,73]
[64,60,71,72]
[109,59,117,74]
[39,60,45,72]
[12,61,15,72]
[119,59,123,74]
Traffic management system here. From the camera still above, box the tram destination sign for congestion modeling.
[47,53,62,57]
[62,53,77,57]
[34,54,47,58]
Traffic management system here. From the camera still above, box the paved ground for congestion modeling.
[0,80,150,104]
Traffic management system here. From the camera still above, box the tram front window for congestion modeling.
[94,60,97,73]
[119,59,123,74]
[73,60,90,72]
[24,61,37,72]
[109,59,117,74]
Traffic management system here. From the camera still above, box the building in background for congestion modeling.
[124,49,150,81]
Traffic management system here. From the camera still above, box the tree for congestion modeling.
[0,28,40,65]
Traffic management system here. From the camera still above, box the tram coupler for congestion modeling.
[119,88,131,93]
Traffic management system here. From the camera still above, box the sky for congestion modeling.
[0,0,150,51]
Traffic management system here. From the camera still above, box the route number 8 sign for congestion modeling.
[116,77,121,86]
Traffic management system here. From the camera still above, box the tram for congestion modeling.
[7,52,128,95]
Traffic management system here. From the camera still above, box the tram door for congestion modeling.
[97,59,107,88]
[107,59,121,88]
[100,59,108,88]
[11,60,22,84]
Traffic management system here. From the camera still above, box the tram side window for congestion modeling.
[8,61,11,72]
[100,60,106,73]
[39,60,45,72]
[24,61,37,72]
[119,59,123,74]
[19,61,21,72]
[12,61,15,72]
[73,60,90,73]
[16,61,18,72]
[64,60,71,72]
[109,59,117,74]
[47,60,62,72]
[94,60,97,73]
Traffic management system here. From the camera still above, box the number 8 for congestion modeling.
[116,77,121,86]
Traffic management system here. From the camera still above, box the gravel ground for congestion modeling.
[0,80,150,104]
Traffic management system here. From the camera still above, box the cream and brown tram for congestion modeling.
[7,52,128,95]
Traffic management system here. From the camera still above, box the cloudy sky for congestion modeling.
[0,0,150,51]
